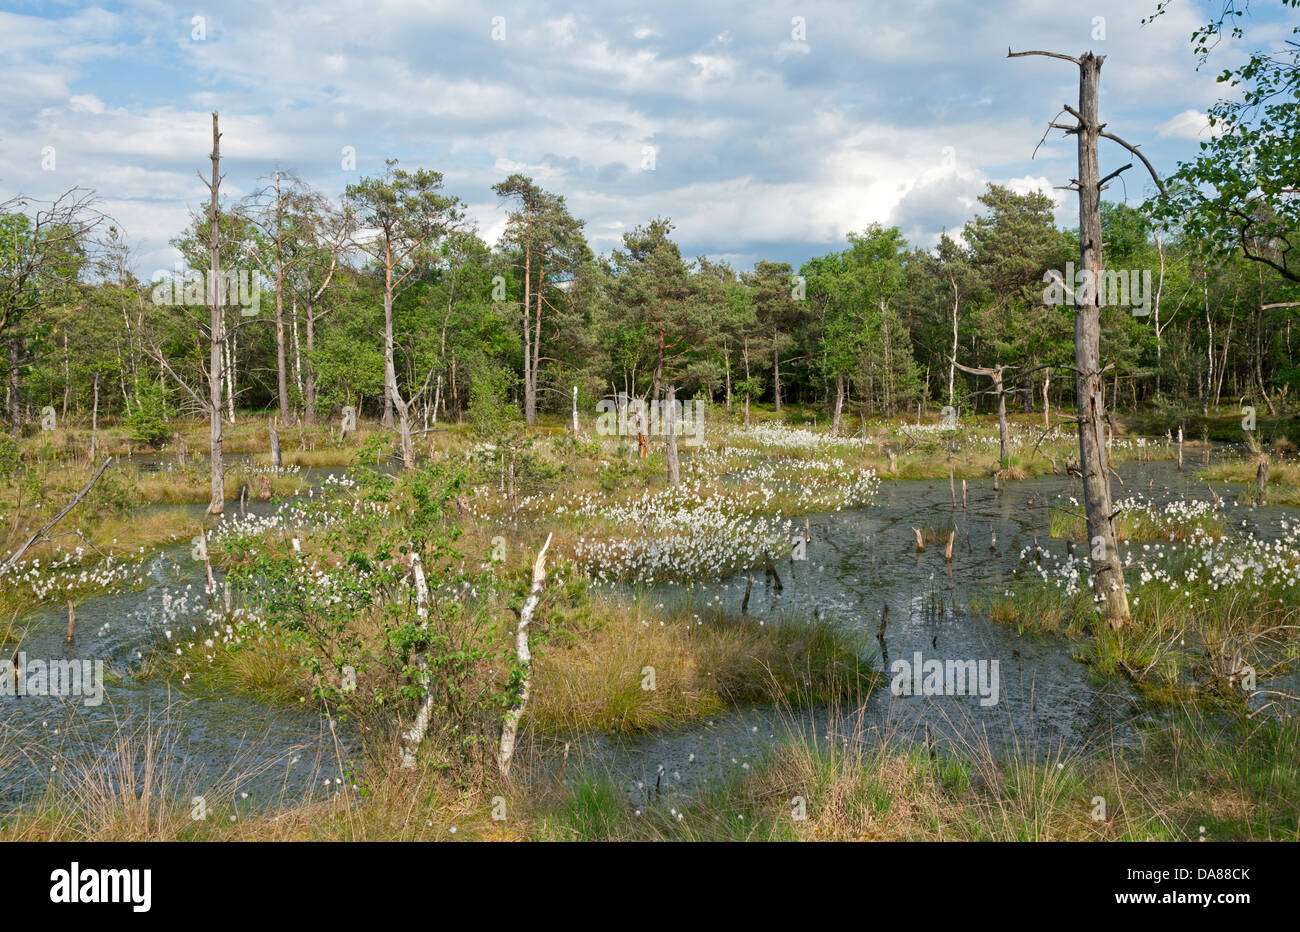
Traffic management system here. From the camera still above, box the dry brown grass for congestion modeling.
[529,599,724,734]
[529,596,875,736]
[131,468,306,504]
[3,506,194,565]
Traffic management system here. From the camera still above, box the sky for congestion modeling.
[0,0,1290,277]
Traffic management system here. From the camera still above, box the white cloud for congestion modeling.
[0,0,1229,271]
[775,41,810,61]
[68,94,105,114]
[1157,109,1215,140]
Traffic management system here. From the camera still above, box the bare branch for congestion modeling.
[1098,131,1167,196]
[1100,163,1133,187]
[1008,48,1082,65]
[147,340,208,408]
[1032,108,1076,158]
[1,458,114,574]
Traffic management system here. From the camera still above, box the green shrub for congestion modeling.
[0,434,19,482]
[124,383,172,448]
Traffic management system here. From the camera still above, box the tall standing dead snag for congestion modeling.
[1009,48,1166,630]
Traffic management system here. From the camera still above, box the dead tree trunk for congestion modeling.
[89,372,99,461]
[949,282,960,405]
[304,304,317,427]
[199,523,216,598]
[273,171,290,422]
[8,337,20,437]
[1010,48,1166,630]
[203,112,226,516]
[1068,50,1129,628]
[269,416,282,469]
[832,373,845,434]
[635,392,649,458]
[665,384,680,486]
[772,335,782,412]
[953,359,1012,467]
[522,217,534,425]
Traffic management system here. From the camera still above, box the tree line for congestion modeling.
[3,167,1297,443]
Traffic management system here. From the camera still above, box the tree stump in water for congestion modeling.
[269,417,282,469]
[763,555,784,592]
[258,474,272,501]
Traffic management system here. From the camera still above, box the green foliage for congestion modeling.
[221,461,511,767]
[4,144,1297,444]
[1147,0,1300,284]
[549,778,625,840]
[799,224,925,412]
[0,434,18,482]
[465,359,520,439]
[123,382,172,448]
[596,455,651,492]
[551,431,600,460]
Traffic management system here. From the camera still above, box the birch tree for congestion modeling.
[498,533,552,777]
